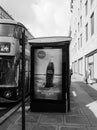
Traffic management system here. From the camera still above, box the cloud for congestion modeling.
[0,0,71,37]
[30,0,71,37]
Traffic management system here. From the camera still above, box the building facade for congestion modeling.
[70,0,97,82]
[0,6,14,19]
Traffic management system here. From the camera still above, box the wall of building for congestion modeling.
[0,6,13,19]
[70,0,97,82]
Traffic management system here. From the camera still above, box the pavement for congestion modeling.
[1,74,97,130]
[72,74,97,91]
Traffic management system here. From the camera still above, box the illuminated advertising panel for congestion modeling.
[34,48,62,100]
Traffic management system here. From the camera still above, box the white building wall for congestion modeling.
[70,0,97,82]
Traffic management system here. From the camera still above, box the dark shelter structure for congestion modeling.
[29,36,71,113]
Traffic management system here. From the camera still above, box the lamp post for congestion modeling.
[22,30,26,130]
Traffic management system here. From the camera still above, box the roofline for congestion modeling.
[0,19,26,28]
[0,6,14,20]
[29,36,72,44]
[0,19,34,39]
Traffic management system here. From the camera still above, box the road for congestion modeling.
[71,80,97,121]
[0,107,13,118]
[71,82,93,105]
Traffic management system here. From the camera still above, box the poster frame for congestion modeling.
[30,39,70,112]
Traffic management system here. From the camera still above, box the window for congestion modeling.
[86,23,88,41]
[74,61,78,73]
[0,56,17,85]
[78,34,82,50]
[0,24,15,37]
[78,38,80,50]
[80,33,82,48]
[85,0,88,16]
[78,58,83,75]
[88,55,94,79]
[91,12,94,35]
[75,43,77,52]
[78,22,79,32]
[91,0,94,5]
[94,53,97,78]
[80,16,82,27]
[80,0,82,9]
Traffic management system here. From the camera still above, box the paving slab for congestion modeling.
[31,124,57,130]
[7,123,32,130]
[64,115,90,126]
[67,108,84,116]
[8,123,57,130]
[59,126,88,130]
[17,112,41,124]
[39,113,64,125]
[87,127,97,130]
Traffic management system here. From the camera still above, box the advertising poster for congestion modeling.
[34,48,62,100]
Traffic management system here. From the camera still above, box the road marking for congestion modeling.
[17,106,30,111]
[72,91,77,96]
[86,100,97,118]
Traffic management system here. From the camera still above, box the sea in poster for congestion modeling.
[34,48,62,100]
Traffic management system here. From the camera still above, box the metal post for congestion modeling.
[22,30,25,130]
[67,45,70,112]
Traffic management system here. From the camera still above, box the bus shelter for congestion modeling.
[29,36,71,113]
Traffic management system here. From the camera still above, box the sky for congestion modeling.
[0,0,71,37]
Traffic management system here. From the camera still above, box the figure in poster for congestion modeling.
[45,57,54,88]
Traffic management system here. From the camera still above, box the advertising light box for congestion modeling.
[34,48,62,100]
[29,37,71,112]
